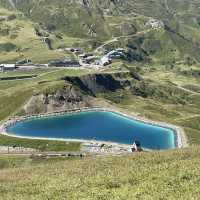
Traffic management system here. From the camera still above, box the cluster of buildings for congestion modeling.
[65,46,126,67]
[98,56,112,66]
[97,48,126,66]
[78,53,97,65]
[63,47,126,67]
[0,47,126,72]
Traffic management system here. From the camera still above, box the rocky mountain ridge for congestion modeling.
[23,71,190,114]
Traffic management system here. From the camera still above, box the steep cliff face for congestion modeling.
[63,72,189,104]
[64,72,132,96]
[23,70,189,115]
[23,72,134,114]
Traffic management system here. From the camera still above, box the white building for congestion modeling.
[106,50,125,59]
[0,64,16,72]
[99,56,112,66]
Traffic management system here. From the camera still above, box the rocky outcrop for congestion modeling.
[23,71,142,114]
[63,72,133,96]
[24,85,90,114]
[64,74,121,96]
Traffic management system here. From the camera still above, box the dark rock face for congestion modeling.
[63,73,131,96]
[24,71,142,114]
[43,37,52,50]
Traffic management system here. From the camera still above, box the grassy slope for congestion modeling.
[0,68,89,151]
[0,18,58,63]
[99,63,200,145]
[0,65,200,149]
[0,0,199,64]
[0,1,199,198]
[121,88,200,143]
[0,7,81,63]
[0,147,200,199]
[0,68,89,119]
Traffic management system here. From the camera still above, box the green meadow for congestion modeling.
[0,147,200,199]
[0,0,200,198]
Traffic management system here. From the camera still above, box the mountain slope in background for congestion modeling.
[0,0,199,64]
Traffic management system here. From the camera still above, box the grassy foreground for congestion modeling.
[0,147,200,199]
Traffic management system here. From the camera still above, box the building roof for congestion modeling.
[100,56,112,64]
[116,48,125,52]
[0,64,16,68]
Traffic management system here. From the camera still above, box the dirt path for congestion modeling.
[95,38,118,53]
[37,68,63,78]
[8,0,15,8]
[94,30,150,53]
[176,85,200,96]
[176,114,200,121]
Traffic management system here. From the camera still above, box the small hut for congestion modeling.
[131,140,143,152]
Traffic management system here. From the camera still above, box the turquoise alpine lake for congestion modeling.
[7,111,176,149]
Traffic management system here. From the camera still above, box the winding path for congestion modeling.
[8,0,15,9]
[95,30,150,53]
[176,85,200,96]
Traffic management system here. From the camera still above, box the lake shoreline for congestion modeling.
[0,107,188,150]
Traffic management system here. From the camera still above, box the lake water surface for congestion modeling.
[7,111,176,149]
